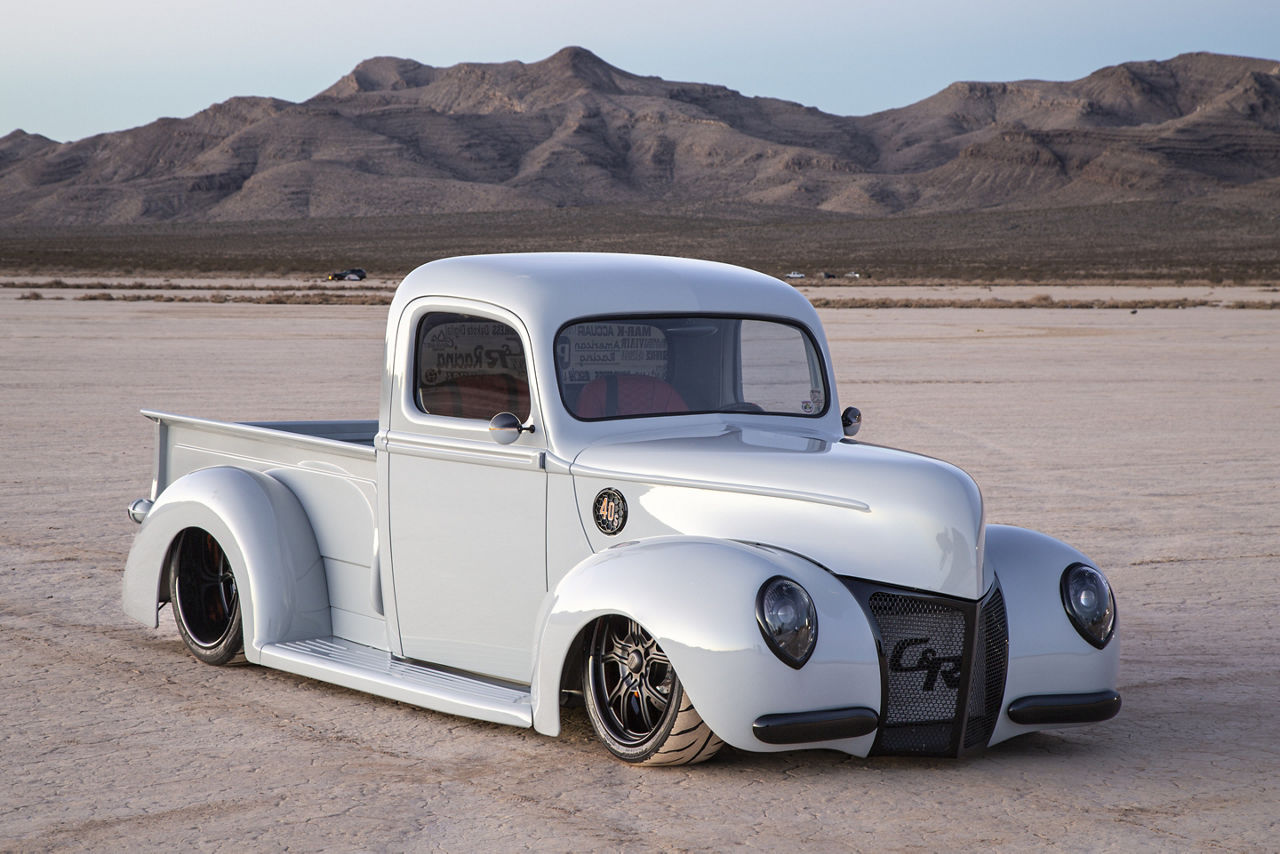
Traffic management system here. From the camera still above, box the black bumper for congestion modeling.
[1006,690,1122,726]
[752,707,879,745]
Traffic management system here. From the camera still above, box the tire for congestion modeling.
[169,529,244,666]
[583,615,723,766]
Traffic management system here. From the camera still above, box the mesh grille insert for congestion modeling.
[965,589,1008,749]
[869,592,967,754]
[859,585,1009,756]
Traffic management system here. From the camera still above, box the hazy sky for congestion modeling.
[4,0,1277,142]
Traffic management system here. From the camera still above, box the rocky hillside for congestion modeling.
[2,47,1278,224]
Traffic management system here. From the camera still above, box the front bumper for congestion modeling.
[752,707,879,745]
[750,581,1122,755]
[1006,690,1122,725]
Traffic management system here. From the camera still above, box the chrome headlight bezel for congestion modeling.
[755,576,818,669]
[1060,562,1116,649]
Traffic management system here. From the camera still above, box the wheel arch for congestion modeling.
[530,536,880,754]
[123,466,331,663]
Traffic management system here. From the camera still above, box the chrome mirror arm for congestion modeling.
[489,412,535,445]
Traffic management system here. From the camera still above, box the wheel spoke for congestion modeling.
[604,632,629,663]
[648,650,669,669]
[218,556,237,612]
[639,672,671,714]
[605,672,629,705]
[633,687,654,731]
[196,579,225,599]
[618,677,641,732]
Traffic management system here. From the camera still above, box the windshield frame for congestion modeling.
[554,312,830,423]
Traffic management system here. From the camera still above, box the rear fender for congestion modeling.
[122,466,330,663]
[530,536,881,755]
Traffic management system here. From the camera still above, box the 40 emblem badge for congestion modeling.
[592,488,627,535]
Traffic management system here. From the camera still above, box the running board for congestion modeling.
[259,637,533,728]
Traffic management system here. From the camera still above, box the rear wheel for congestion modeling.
[583,615,723,765]
[169,529,243,665]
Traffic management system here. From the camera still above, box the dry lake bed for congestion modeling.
[2,292,1277,851]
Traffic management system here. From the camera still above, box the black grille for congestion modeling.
[846,581,1009,756]
[869,593,967,754]
[965,588,1008,749]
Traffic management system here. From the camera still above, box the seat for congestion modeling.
[420,373,530,420]
[575,374,688,418]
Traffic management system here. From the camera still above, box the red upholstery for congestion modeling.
[575,374,688,418]
[420,373,530,420]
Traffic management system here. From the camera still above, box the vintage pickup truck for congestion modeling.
[123,253,1120,765]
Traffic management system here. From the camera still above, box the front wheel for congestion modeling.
[583,615,723,765]
[169,529,244,665]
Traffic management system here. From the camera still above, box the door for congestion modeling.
[386,306,547,683]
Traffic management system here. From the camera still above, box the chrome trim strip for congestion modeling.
[569,463,871,513]
[382,429,545,471]
[142,409,376,463]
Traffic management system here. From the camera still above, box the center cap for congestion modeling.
[626,649,645,674]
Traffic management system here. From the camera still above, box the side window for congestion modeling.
[415,313,530,420]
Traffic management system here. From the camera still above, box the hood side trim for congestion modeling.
[569,463,872,513]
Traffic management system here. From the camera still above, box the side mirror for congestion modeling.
[841,406,862,437]
[489,412,534,445]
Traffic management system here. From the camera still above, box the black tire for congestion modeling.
[583,615,723,766]
[169,529,244,665]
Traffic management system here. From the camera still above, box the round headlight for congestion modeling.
[756,576,818,668]
[1061,563,1116,649]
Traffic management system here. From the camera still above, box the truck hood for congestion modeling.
[570,425,987,600]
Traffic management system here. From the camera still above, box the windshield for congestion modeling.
[556,315,828,420]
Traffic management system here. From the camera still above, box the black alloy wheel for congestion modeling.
[170,529,243,665]
[583,615,723,765]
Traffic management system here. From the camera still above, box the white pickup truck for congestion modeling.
[123,253,1120,765]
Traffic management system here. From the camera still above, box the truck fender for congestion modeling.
[529,536,881,754]
[122,466,331,664]
[984,524,1120,744]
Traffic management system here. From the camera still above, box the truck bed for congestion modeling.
[143,410,384,648]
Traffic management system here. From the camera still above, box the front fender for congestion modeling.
[530,537,881,755]
[122,466,330,663]
[986,524,1121,744]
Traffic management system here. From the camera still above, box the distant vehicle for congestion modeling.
[785,271,805,279]
[847,271,862,279]
[327,268,367,281]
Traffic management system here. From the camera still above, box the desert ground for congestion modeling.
[1,288,1277,851]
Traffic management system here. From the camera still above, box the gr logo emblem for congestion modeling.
[888,637,963,692]
[592,488,627,535]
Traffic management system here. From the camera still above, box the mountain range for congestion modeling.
[2,47,1278,225]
